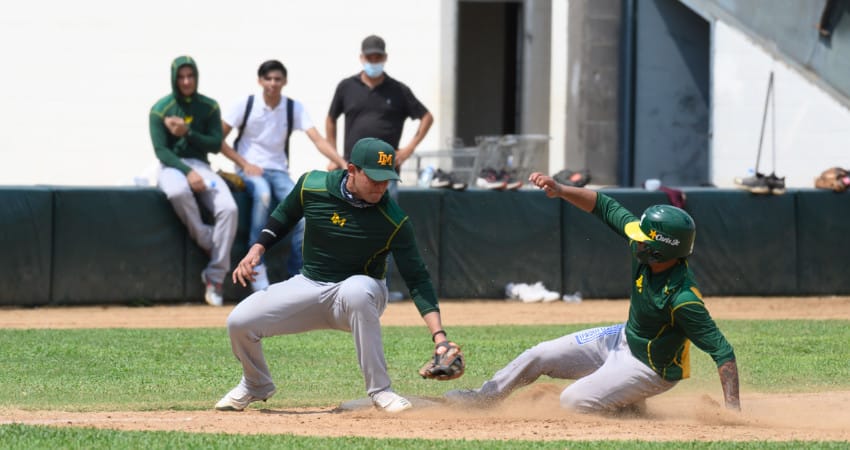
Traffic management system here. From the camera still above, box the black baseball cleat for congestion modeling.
[733,171,771,194]
[766,172,786,195]
[734,171,785,195]
[429,169,453,189]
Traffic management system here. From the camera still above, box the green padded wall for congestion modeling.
[440,189,561,298]
[561,190,668,298]
[0,187,52,305]
[684,189,797,295]
[390,189,444,297]
[4,186,847,306]
[51,187,186,304]
[795,189,850,295]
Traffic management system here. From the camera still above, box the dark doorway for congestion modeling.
[455,1,522,146]
[625,0,710,187]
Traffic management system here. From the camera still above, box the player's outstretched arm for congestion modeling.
[718,359,741,411]
[528,172,597,212]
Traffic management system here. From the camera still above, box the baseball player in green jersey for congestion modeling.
[215,137,452,413]
[445,172,741,414]
[149,55,237,307]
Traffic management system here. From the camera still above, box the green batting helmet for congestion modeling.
[625,205,696,263]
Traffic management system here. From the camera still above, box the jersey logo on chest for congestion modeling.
[331,212,347,227]
[635,274,644,294]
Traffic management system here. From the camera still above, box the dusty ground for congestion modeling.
[1,296,849,442]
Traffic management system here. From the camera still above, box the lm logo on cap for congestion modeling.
[377,151,393,166]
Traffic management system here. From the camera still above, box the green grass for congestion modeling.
[1,425,848,449]
[1,320,848,448]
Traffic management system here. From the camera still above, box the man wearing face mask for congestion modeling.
[326,34,434,301]
[445,172,741,415]
[325,34,433,198]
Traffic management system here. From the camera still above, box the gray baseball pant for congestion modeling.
[158,158,238,285]
[225,274,390,398]
[475,323,677,412]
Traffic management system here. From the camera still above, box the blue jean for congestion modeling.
[240,169,304,277]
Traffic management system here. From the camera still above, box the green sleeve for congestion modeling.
[149,110,191,174]
[270,173,307,233]
[391,220,440,316]
[591,193,640,241]
[186,103,223,152]
[672,295,736,367]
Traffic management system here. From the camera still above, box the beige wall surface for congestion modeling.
[711,22,850,188]
[0,0,441,186]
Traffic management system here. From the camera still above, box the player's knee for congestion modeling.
[338,276,383,312]
[259,192,271,209]
[225,305,258,338]
[559,391,598,413]
[164,187,193,202]
[216,200,238,221]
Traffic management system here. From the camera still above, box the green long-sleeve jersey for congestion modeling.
[149,56,223,174]
[592,193,735,381]
[269,170,439,316]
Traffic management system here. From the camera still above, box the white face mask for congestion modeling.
[363,62,384,78]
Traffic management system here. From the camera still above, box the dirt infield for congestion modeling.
[2,296,850,442]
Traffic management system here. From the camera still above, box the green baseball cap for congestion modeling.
[350,138,401,181]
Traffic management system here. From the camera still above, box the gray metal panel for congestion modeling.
[681,0,850,107]
[633,0,710,187]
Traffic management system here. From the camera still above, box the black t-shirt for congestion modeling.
[328,73,428,160]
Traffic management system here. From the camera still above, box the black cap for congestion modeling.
[361,35,386,56]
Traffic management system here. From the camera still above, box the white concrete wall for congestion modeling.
[0,0,441,186]
[711,21,850,188]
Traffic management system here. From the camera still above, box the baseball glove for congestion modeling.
[419,341,465,380]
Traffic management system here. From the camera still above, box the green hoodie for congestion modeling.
[149,56,223,174]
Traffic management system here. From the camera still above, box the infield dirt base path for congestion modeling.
[2,296,849,442]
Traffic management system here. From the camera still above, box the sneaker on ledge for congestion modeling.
[476,168,507,190]
[766,172,786,195]
[499,169,523,190]
[450,172,469,191]
[733,171,770,195]
[430,169,453,189]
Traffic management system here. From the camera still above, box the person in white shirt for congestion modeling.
[222,60,346,291]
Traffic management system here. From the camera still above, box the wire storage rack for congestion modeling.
[412,134,550,187]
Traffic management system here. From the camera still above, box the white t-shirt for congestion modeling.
[223,94,314,172]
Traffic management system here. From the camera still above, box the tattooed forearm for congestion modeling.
[718,359,740,411]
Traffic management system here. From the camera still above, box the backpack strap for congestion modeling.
[233,94,254,152]
[284,97,294,159]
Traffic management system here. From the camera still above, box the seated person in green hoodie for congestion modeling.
[149,55,237,307]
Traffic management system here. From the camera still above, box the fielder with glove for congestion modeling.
[216,139,460,415]
[419,332,465,380]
